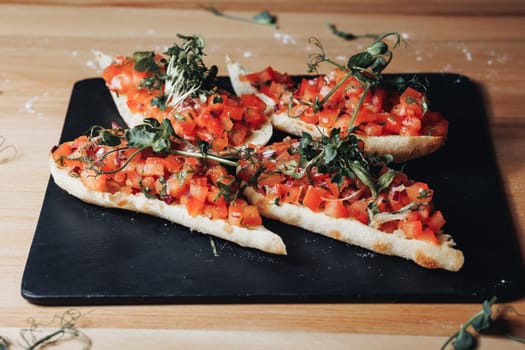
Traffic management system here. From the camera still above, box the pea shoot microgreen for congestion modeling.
[441,296,525,350]
[131,34,218,111]
[306,32,403,130]
[163,34,218,108]
[16,309,92,350]
[327,23,378,41]
[285,128,396,198]
[208,8,278,28]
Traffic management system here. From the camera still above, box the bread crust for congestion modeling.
[94,51,273,152]
[244,187,464,271]
[49,155,287,255]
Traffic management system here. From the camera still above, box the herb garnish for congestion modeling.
[285,129,395,198]
[130,34,218,111]
[327,23,378,41]
[163,34,218,108]
[18,309,91,350]
[306,33,403,131]
[303,33,431,131]
[208,8,278,28]
[441,296,525,350]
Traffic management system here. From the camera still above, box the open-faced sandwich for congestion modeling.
[49,119,286,255]
[227,33,448,163]
[94,34,272,155]
[236,132,463,271]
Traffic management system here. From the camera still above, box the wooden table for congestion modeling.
[1,2,524,349]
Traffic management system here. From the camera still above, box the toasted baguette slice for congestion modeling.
[271,113,445,163]
[244,187,463,271]
[93,51,273,153]
[49,155,287,255]
[226,56,446,163]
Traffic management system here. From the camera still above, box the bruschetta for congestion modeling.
[227,57,448,163]
[49,127,286,255]
[92,36,272,155]
[236,136,463,271]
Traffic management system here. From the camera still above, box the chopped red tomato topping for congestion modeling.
[102,56,269,152]
[52,135,263,229]
[243,66,448,138]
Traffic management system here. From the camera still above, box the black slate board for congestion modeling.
[21,75,524,305]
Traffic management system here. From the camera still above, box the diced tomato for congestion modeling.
[98,149,121,173]
[318,108,339,128]
[347,199,369,224]
[166,173,191,198]
[203,201,229,220]
[404,210,421,222]
[416,205,431,221]
[126,87,154,114]
[103,60,134,94]
[418,228,439,244]
[259,173,285,187]
[140,176,157,194]
[163,155,185,173]
[267,81,286,100]
[265,184,284,202]
[111,170,126,183]
[241,66,277,83]
[384,114,403,134]
[324,199,348,218]
[80,169,109,193]
[241,205,263,226]
[230,123,248,146]
[206,185,227,205]
[206,165,229,184]
[52,143,84,169]
[405,182,433,203]
[302,186,331,212]
[189,177,209,203]
[185,196,206,216]
[196,108,223,135]
[380,221,399,233]
[171,110,196,136]
[244,108,266,128]
[299,107,319,124]
[427,210,446,233]
[399,115,422,136]
[297,78,319,103]
[126,170,142,189]
[241,94,266,112]
[400,220,423,239]
[211,132,229,151]
[281,184,303,203]
[399,87,425,118]
[352,108,377,126]
[228,198,247,226]
[143,157,165,176]
[221,105,244,121]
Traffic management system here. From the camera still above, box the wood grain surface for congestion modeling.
[0,2,524,349]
